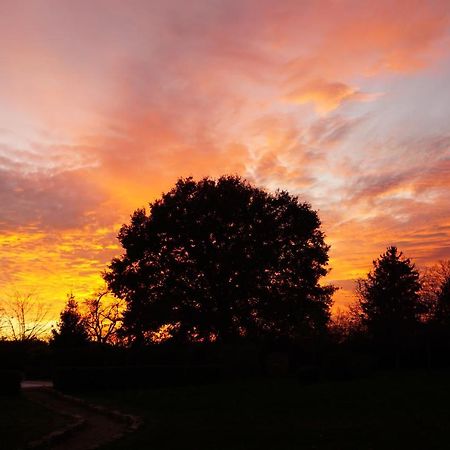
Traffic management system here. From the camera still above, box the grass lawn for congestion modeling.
[79,370,450,450]
[0,393,69,450]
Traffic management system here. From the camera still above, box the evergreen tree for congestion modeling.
[357,246,423,344]
[51,294,89,347]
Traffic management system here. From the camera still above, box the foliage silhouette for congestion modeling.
[105,176,334,345]
[0,369,22,395]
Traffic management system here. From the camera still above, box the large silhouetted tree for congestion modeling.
[105,176,334,345]
[357,246,423,346]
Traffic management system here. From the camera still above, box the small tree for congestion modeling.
[83,290,124,345]
[357,246,423,344]
[420,261,450,324]
[435,277,450,326]
[328,304,364,344]
[51,295,89,347]
[0,293,50,341]
[417,261,450,366]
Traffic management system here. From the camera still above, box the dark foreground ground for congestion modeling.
[84,370,450,450]
[0,395,69,450]
[3,370,450,450]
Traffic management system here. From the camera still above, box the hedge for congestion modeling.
[0,370,23,395]
[52,364,222,392]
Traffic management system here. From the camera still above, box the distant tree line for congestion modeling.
[2,176,450,376]
[0,290,123,346]
[330,248,450,368]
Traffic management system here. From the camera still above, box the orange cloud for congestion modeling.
[0,0,450,320]
[0,226,119,315]
[285,79,382,113]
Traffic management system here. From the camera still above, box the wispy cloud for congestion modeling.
[285,79,382,113]
[0,0,449,314]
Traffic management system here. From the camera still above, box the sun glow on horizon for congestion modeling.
[1,0,450,321]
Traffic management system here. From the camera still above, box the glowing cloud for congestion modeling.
[0,0,450,318]
[285,79,381,113]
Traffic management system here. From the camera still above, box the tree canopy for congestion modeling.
[105,176,334,345]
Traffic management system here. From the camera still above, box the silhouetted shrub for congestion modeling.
[184,365,222,385]
[426,326,450,368]
[52,364,222,392]
[296,365,320,383]
[321,350,377,381]
[264,351,290,376]
[0,340,53,379]
[52,342,130,368]
[219,343,263,377]
[0,370,22,395]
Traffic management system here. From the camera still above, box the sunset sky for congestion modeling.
[1,0,450,318]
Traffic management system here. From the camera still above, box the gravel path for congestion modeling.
[25,388,129,450]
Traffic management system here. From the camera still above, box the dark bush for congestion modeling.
[296,365,320,384]
[0,370,23,395]
[0,341,27,371]
[52,364,222,392]
[52,342,129,367]
[0,340,53,379]
[263,351,290,376]
[219,343,263,377]
[321,350,377,381]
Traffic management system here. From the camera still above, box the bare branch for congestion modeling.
[0,292,51,341]
[83,290,125,345]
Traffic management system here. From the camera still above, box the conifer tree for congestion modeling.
[51,294,89,347]
[357,246,423,343]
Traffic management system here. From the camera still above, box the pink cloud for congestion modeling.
[285,79,382,113]
[0,0,450,314]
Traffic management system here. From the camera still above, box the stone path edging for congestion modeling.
[24,388,143,450]
[45,388,143,433]
[25,410,85,449]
